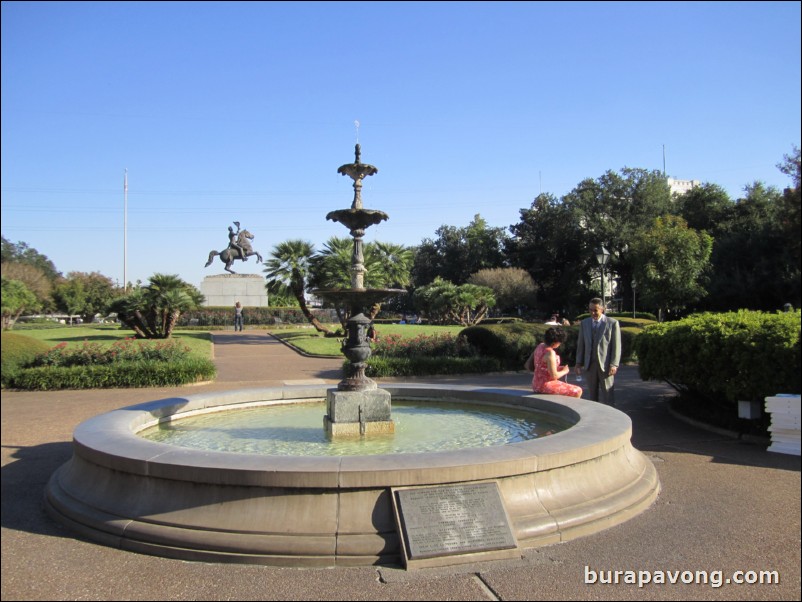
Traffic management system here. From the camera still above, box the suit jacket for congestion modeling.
[576,316,621,372]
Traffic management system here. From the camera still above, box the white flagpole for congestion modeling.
[124,169,128,292]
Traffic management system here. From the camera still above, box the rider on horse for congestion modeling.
[228,221,247,261]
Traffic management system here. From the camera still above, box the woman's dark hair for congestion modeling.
[544,326,567,345]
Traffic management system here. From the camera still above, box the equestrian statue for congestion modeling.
[205,221,264,274]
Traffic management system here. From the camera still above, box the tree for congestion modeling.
[1,236,61,281]
[698,182,799,311]
[108,274,203,338]
[0,262,55,312]
[676,183,733,234]
[308,237,414,326]
[777,145,801,283]
[630,215,713,317]
[1,277,39,330]
[52,279,86,325]
[413,278,496,326]
[468,268,536,315]
[412,214,509,286]
[264,240,334,335]
[561,168,674,313]
[506,193,593,315]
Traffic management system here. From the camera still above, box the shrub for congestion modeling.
[176,307,338,328]
[462,321,642,369]
[29,338,193,368]
[363,355,502,378]
[10,358,216,390]
[1,332,51,388]
[635,309,801,405]
[461,322,574,369]
[372,332,479,359]
[6,337,216,390]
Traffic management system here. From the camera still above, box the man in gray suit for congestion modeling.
[574,298,621,405]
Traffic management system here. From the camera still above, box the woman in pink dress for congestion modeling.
[531,327,583,397]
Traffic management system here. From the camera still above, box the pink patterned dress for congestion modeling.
[531,343,583,398]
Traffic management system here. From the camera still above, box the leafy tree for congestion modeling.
[1,277,39,330]
[630,215,713,317]
[412,214,509,286]
[561,168,674,314]
[0,262,55,312]
[264,240,334,335]
[468,267,536,315]
[0,236,61,281]
[506,193,592,315]
[67,271,121,323]
[777,145,801,283]
[52,279,86,325]
[701,182,798,311]
[413,278,496,326]
[108,274,203,338]
[676,183,733,234]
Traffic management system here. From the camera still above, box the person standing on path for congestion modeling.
[234,301,244,332]
[574,297,621,405]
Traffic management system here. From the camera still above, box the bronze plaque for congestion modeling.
[393,482,517,561]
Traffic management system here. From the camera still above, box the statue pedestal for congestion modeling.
[324,388,395,438]
[200,274,268,307]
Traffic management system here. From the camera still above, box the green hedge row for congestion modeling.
[177,307,338,327]
[363,355,503,378]
[7,357,217,391]
[1,332,51,388]
[460,321,641,370]
[634,310,801,404]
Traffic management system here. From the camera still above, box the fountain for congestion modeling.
[314,143,404,437]
[44,144,660,569]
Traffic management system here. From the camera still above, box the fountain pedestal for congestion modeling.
[324,388,394,437]
[322,307,397,437]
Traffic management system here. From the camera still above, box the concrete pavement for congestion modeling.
[2,331,799,600]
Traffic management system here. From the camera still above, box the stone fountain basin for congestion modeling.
[45,384,660,568]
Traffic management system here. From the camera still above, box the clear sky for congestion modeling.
[2,1,800,290]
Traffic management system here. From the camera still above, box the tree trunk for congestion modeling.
[292,283,334,335]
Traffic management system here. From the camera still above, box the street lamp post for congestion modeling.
[595,246,610,308]
[631,278,637,318]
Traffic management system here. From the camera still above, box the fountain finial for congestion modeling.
[355,143,361,164]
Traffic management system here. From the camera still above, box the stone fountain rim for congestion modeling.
[71,384,632,489]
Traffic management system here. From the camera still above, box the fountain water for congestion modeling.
[44,144,660,569]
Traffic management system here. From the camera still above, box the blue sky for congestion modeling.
[2,1,800,290]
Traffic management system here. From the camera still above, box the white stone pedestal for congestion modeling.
[200,274,268,307]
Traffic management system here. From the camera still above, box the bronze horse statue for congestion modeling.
[205,229,263,274]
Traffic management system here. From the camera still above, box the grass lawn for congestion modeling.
[270,324,466,356]
[16,325,214,358]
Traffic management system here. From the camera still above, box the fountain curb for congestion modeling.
[45,385,660,568]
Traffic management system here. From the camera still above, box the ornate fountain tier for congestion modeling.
[312,288,405,312]
[326,208,388,233]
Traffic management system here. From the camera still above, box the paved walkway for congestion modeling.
[1,332,799,601]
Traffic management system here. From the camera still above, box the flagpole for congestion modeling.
[124,169,128,292]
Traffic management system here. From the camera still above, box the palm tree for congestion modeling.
[108,273,203,338]
[264,240,334,335]
[365,241,413,319]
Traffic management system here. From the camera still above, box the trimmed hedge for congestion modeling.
[635,310,801,404]
[461,321,641,370]
[1,332,51,388]
[177,306,339,327]
[8,357,216,391]
[363,356,503,378]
